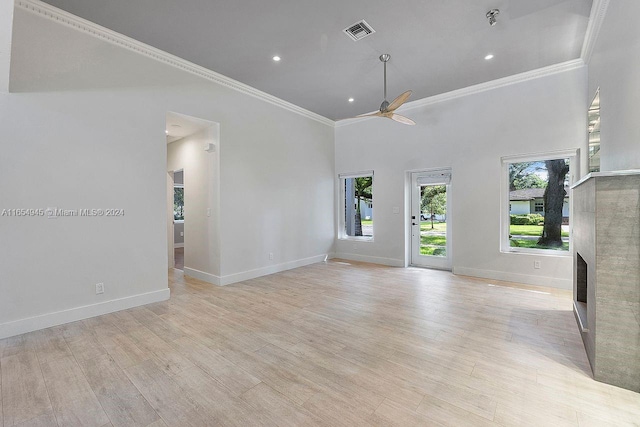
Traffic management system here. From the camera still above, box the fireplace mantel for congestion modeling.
[572,170,640,392]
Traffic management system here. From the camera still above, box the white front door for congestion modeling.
[410,169,452,270]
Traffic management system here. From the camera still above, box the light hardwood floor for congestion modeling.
[1,260,639,426]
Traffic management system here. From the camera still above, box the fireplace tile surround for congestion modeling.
[572,170,640,392]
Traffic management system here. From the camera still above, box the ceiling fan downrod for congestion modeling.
[380,54,390,110]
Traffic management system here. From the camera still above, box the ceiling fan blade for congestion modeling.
[386,90,412,112]
[389,113,416,126]
[355,111,383,118]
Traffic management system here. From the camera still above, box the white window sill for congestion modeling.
[501,248,571,257]
[339,236,374,242]
[174,220,185,224]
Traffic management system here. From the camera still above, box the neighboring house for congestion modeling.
[509,188,570,220]
[356,199,373,220]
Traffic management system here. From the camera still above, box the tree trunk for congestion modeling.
[538,159,569,247]
[430,201,434,229]
[355,196,362,236]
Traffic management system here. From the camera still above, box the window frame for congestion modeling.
[500,149,578,256]
[534,202,544,213]
[338,170,374,242]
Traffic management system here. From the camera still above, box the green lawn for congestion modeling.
[420,233,446,257]
[420,222,446,232]
[420,222,446,257]
[421,235,446,246]
[420,246,446,256]
[510,239,569,251]
[510,225,569,237]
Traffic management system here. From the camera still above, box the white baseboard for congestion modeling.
[333,252,404,267]
[0,288,170,340]
[183,267,221,286]
[183,254,329,287]
[220,254,329,286]
[453,266,572,290]
[174,243,184,248]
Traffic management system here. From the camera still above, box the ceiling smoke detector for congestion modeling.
[486,9,500,26]
[343,20,375,41]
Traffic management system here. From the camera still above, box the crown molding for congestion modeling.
[336,59,585,128]
[15,0,335,127]
[580,0,610,63]
[16,0,597,130]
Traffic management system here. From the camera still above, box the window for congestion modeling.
[588,89,600,173]
[174,186,184,221]
[339,171,373,239]
[502,150,576,254]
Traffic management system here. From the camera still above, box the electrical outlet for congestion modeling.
[268,252,274,260]
[95,283,104,294]
[180,231,184,237]
[534,260,541,269]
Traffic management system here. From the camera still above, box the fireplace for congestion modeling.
[572,171,640,393]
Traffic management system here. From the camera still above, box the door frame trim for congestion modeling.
[406,167,453,270]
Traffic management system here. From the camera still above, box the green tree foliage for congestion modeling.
[512,173,547,190]
[509,162,548,191]
[174,187,184,220]
[421,185,446,229]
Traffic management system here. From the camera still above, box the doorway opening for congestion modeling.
[166,112,219,279]
[173,170,185,270]
[410,169,452,270]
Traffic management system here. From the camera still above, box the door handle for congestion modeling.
[412,222,417,226]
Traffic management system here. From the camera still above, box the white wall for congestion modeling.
[335,68,587,289]
[167,126,219,277]
[587,1,640,172]
[174,222,184,246]
[0,6,334,338]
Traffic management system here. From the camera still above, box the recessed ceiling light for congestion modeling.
[485,54,494,60]
[348,98,355,103]
[272,56,281,62]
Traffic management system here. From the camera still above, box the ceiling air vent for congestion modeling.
[343,20,375,41]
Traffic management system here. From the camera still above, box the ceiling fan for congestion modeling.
[356,54,415,125]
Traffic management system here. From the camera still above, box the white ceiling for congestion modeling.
[40,0,593,121]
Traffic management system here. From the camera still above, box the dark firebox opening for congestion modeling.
[576,252,587,304]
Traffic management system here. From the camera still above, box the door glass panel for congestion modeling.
[420,184,447,257]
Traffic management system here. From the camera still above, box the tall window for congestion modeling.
[339,171,373,239]
[174,186,184,221]
[502,150,576,253]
